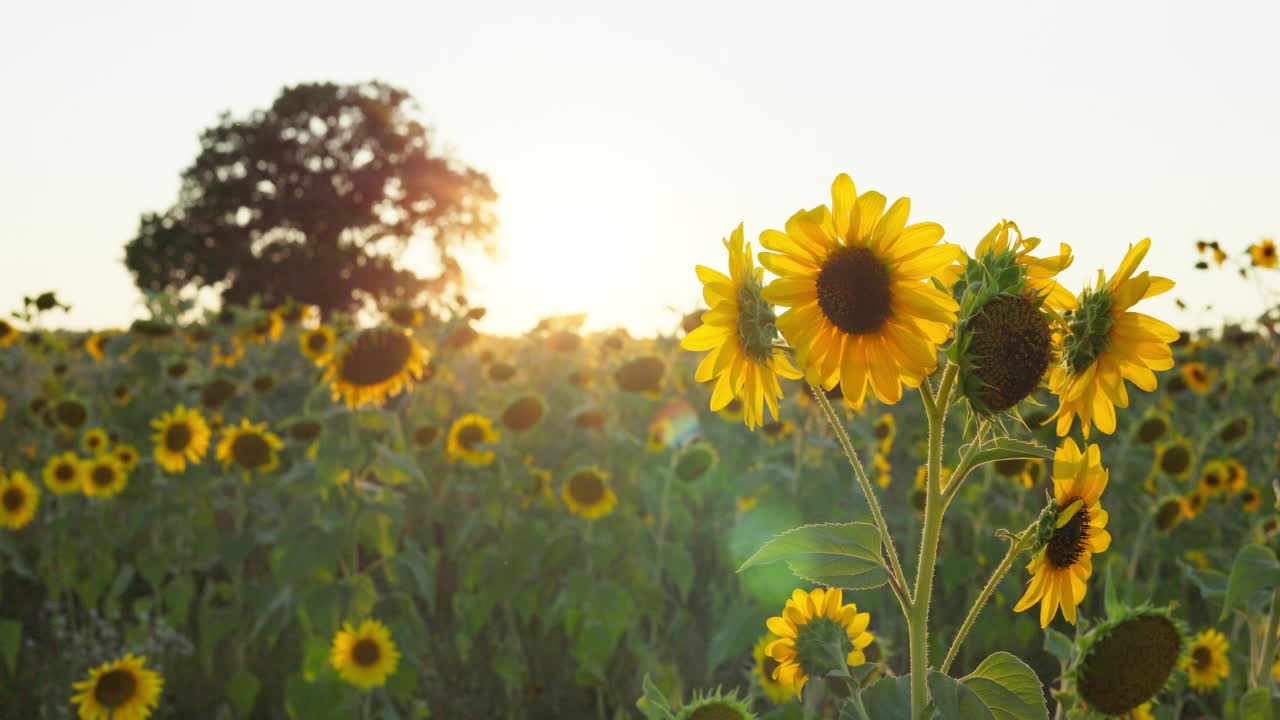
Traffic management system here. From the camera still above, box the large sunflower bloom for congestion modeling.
[446,414,500,466]
[215,419,283,477]
[1181,629,1229,692]
[1014,439,1111,627]
[71,652,164,720]
[682,224,801,429]
[325,327,430,409]
[43,452,85,494]
[0,471,40,530]
[760,174,962,408]
[764,587,873,698]
[150,405,211,473]
[331,620,400,689]
[1050,239,1178,437]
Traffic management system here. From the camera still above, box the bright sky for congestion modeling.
[2,1,1277,337]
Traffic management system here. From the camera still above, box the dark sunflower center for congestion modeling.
[87,435,103,448]
[1190,367,1205,382]
[352,638,381,667]
[201,379,236,409]
[289,421,322,442]
[93,668,138,708]
[165,423,193,452]
[1160,446,1190,475]
[686,702,745,720]
[1076,614,1181,715]
[816,246,892,335]
[456,424,486,451]
[761,422,785,438]
[568,472,606,505]
[2,488,25,512]
[113,385,129,399]
[1136,418,1167,444]
[0,321,11,337]
[1204,473,1221,488]
[232,433,272,469]
[873,422,891,440]
[967,295,1052,412]
[338,331,414,387]
[306,331,329,352]
[488,363,517,382]
[1244,489,1259,505]
[91,466,115,487]
[55,463,75,482]
[1219,418,1248,443]
[1046,500,1090,569]
[1191,646,1212,671]
[388,307,416,325]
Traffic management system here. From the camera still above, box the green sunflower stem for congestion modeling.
[1253,587,1280,688]
[940,527,1031,674]
[909,362,958,719]
[808,381,910,613]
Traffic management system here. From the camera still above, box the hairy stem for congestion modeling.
[940,527,1031,674]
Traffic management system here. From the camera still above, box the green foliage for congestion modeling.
[738,523,889,591]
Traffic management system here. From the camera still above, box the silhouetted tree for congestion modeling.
[125,81,497,315]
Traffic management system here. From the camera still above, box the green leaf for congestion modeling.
[1220,544,1280,621]
[859,675,912,719]
[1042,628,1073,664]
[1178,561,1227,602]
[932,652,1048,720]
[738,523,888,590]
[226,669,261,717]
[0,619,20,673]
[638,673,675,720]
[1240,687,1274,720]
[969,438,1054,469]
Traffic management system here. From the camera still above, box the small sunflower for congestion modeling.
[242,312,283,344]
[384,301,425,328]
[872,413,896,453]
[1132,412,1170,445]
[614,356,665,393]
[764,587,873,698]
[716,398,744,423]
[1155,438,1193,480]
[1239,487,1261,512]
[0,472,39,529]
[1179,362,1215,394]
[1197,460,1227,496]
[1019,458,1047,489]
[446,414,500,466]
[325,327,430,409]
[82,455,128,498]
[1217,416,1251,445]
[82,427,109,455]
[1223,459,1247,491]
[561,466,618,520]
[673,689,755,720]
[53,398,89,431]
[1153,496,1187,532]
[411,425,438,449]
[150,405,211,473]
[682,223,801,429]
[487,361,518,383]
[1015,439,1111,627]
[0,319,21,347]
[210,339,244,367]
[1248,237,1277,268]
[70,653,163,720]
[521,462,555,509]
[501,396,546,433]
[330,619,400,689]
[112,384,132,406]
[43,452,84,494]
[113,444,140,473]
[299,325,336,365]
[84,331,117,361]
[1181,629,1229,693]
[760,420,795,444]
[760,174,962,409]
[1183,490,1206,519]
[873,452,892,488]
[215,420,283,477]
[1050,239,1178,437]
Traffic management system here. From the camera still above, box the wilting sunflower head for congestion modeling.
[70,653,164,720]
[446,414,500,466]
[681,223,801,429]
[52,398,88,431]
[215,419,283,477]
[1071,607,1184,716]
[1217,416,1250,445]
[82,455,128,498]
[764,587,873,698]
[325,327,430,409]
[1153,496,1187,532]
[1181,628,1230,693]
[1049,239,1178,437]
[1016,439,1111,627]
[759,174,962,409]
[673,688,756,720]
[0,472,39,529]
[502,395,546,433]
[561,466,618,520]
[674,442,718,483]
[1133,413,1170,446]
[330,619,400,690]
[1155,438,1193,479]
[411,425,438,448]
[43,452,84,495]
[151,405,211,473]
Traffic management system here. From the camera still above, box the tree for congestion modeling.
[125,81,497,315]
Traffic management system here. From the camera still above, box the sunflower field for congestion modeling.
[1,179,1279,720]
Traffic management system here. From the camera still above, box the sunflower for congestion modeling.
[70,653,163,720]
[0,319,20,347]
[53,398,89,430]
[1153,496,1187,532]
[411,425,438,449]
[216,420,283,477]
[1217,416,1251,445]
[717,398,744,423]
[112,384,132,406]
[1050,239,1178,437]
[561,466,618,520]
[299,325,336,366]
[1197,460,1227,496]
[113,444,140,473]
[1179,362,1214,394]
[1155,438,1193,480]
[1019,458,1046,489]
[1071,609,1183,717]
[1132,412,1170,445]
[759,174,961,409]
[1014,439,1111,627]
[330,619,400,689]
[873,452,892,488]
[384,301,425,328]
[1249,237,1277,268]
[675,443,718,483]
[82,427,109,455]
[84,331,117,361]
[325,327,430,409]
[681,223,801,429]
[872,413,896,453]
[43,452,84,494]
[243,312,282,344]
[446,414,500,466]
[210,339,244,368]
[1224,459,1247,491]
[501,396,546,433]
[488,361,518,384]
[1182,629,1229,692]
[150,405,211,473]
[1240,487,1261,513]
[646,421,671,452]
[1183,490,1206,519]
[0,472,39,529]
[760,420,795,444]
[521,462,555,509]
[764,587,873,698]
[82,455,128,498]
[614,356,664,393]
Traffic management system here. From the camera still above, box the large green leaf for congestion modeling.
[968,438,1055,469]
[931,652,1047,720]
[1240,687,1274,720]
[1220,544,1280,621]
[738,523,888,590]
[858,675,912,719]
[226,669,261,717]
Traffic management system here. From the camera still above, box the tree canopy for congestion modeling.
[125,81,497,315]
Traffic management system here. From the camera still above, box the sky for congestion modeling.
[1,0,1277,337]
